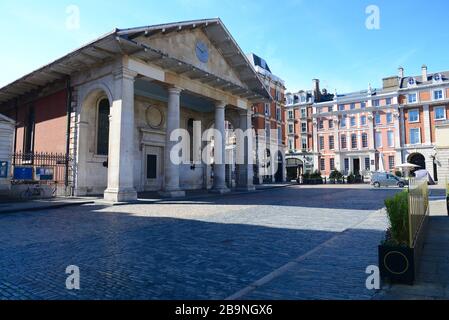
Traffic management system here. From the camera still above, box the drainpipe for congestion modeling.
[64,77,72,195]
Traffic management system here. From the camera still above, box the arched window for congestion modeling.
[97,98,110,156]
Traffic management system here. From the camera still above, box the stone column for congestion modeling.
[212,102,230,193]
[334,118,342,170]
[161,87,185,198]
[237,110,255,191]
[104,68,138,202]
[423,105,432,145]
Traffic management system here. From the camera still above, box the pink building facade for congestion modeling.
[289,65,449,183]
[312,87,400,178]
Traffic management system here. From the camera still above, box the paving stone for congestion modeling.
[0,186,399,300]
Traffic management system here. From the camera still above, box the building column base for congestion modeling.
[159,190,186,198]
[210,187,231,195]
[236,186,256,192]
[104,188,138,203]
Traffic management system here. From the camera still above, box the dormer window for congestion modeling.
[408,77,416,87]
[433,73,443,83]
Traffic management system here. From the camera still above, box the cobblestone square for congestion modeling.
[0,185,399,300]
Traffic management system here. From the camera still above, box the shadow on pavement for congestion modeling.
[0,205,385,300]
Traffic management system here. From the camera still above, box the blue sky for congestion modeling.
[1,0,449,93]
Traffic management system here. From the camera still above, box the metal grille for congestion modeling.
[12,152,72,187]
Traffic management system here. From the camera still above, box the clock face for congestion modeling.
[195,41,209,63]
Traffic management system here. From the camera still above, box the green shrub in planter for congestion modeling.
[384,191,410,247]
[329,170,343,184]
[347,173,356,184]
[379,190,415,284]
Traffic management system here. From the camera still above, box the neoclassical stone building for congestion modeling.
[0,19,271,201]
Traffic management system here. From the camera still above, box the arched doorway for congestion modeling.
[408,153,426,175]
[286,158,303,182]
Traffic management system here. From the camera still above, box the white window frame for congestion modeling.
[409,128,421,145]
[288,124,294,134]
[288,138,295,151]
[320,158,325,171]
[301,122,307,133]
[361,115,367,126]
[341,135,347,149]
[329,135,335,150]
[375,131,383,148]
[265,103,270,116]
[302,137,307,150]
[373,99,380,107]
[434,106,446,121]
[319,136,325,150]
[341,116,347,128]
[387,130,394,147]
[351,134,358,150]
[433,89,444,101]
[408,108,420,123]
[350,116,357,127]
[288,110,294,120]
[386,112,393,124]
[362,133,368,148]
[407,92,418,104]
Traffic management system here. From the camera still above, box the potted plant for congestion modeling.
[378,191,415,285]
[329,170,343,184]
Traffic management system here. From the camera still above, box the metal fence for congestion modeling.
[408,177,430,248]
[11,152,71,187]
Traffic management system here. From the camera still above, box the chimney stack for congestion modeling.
[422,65,428,82]
[312,79,321,101]
[398,67,404,78]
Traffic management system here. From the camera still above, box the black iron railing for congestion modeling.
[11,152,71,186]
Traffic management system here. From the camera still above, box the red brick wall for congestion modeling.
[14,90,67,153]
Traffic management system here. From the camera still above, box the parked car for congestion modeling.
[371,172,408,188]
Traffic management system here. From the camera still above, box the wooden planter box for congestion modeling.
[378,245,415,285]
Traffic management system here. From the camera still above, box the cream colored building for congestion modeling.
[0,19,271,202]
[435,121,449,184]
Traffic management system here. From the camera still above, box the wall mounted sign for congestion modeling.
[13,167,33,180]
[0,161,8,178]
[35,167,54,181]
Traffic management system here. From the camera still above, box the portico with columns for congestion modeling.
[71,19,270,202]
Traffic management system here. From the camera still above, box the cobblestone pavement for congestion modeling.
[0,185,399,300]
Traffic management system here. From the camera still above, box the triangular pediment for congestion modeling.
[136,28,247,88]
